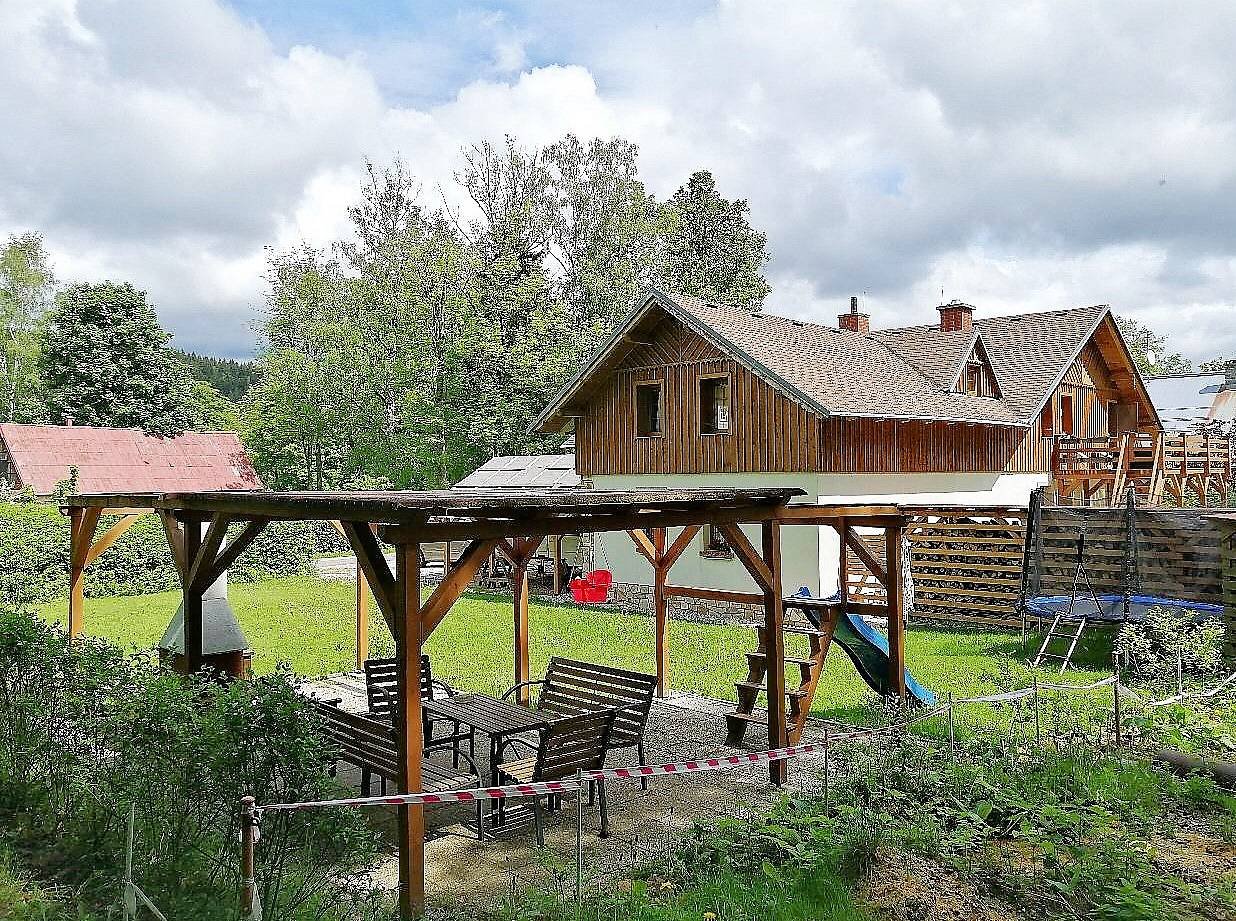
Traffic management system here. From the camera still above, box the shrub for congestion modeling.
[0,609,381,920]
[1116,607,1225,685]
[0,501,327,603]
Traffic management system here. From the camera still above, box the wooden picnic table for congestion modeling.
[423,693,550,781]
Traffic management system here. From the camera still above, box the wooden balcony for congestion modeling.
[1053,432,1233,506]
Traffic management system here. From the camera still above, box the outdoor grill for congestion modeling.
[158,571,252,680]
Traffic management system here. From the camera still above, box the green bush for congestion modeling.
[0,501,327,603]
[0,609,384,920]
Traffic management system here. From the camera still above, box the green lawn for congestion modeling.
[40,575,1111,722]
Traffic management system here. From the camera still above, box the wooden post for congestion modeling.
[652,528,669,697]
[513,554,531,706]
[395,542,425,919]
[551,535,562,596]
[356,561,370,670]
[66,507,100,639]
[182,519,205,675]
[762,520,787,785]
[885,523,907,699]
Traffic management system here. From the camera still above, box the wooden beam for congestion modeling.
[420,538,501,635]
[340,521,398,634]
[159,510,187,580]
[190,518,269,594]
[67,507,101,640]
[182,522,204,674]
[762,520,787,785]
[652,528,668,697]
[627,528,657,566]
[84,513,144,567]
[716,522,772,593]
[185,513,233,593]
[844,530,887,586]
[663,584,765,606]
[885,525,907,699]
[662,525,702,571]
[394,542,425,920]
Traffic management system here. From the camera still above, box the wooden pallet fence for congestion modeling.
[1224,526,1236,662]
[843,507,1028,628]
[905,508,1027,627]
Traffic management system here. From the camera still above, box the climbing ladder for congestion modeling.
[726,615,836,746]
[1032,614,1088,672]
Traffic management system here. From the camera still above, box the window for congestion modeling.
[1040,400,1055,437]
[1107,401,1120,437]
[701,524,732,558]
[1060,394,1075,436]
[635,382,662,437]
[699,375,730,434]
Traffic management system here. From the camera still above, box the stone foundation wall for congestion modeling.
[611,581,761,626]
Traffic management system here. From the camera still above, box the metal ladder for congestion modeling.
[1031,531,1103,673]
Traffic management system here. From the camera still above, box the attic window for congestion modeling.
[635,381,662,437]
[964,361,983,395]
[699,375,731,434]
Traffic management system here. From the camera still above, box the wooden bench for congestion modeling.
[309,698,484,837]
[504,657,657,784]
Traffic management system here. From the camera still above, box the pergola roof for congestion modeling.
[65,486,805,531]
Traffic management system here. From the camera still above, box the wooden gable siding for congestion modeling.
[820,418,1023,473]
[575,320,821,476]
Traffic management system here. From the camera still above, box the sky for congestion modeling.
[2,1,1235,361]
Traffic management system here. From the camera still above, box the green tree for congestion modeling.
[659,170,771,310]
[1115,315,1192,377]
[1199,356,1230,373]
[40,282,196,435]
[172,349,256,400]
[0,233,55,422]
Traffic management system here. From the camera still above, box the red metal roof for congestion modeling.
[0,424,263,495]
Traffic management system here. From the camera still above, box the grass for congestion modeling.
[40,575,1112,722]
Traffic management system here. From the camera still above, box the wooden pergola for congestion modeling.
[64,488,915,918]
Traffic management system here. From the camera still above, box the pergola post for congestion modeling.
[652,528,669,697]
[182,518,204,674]
[762,520,787,785]
[66,507,100,639]
[356,563,370,669]
[885,523,907,699]
[395,541,425,918]
[512,548,532,706]
[836,522,849,611]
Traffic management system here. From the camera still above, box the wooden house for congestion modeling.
[534,288,1162,602]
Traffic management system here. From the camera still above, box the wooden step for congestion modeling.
[746,651,814,668]
[742,622,830,637]
[725,710,793,744]
[736,681,810,699]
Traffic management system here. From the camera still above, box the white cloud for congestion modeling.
[1,0,1235,360]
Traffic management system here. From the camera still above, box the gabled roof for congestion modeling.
[536,288,1128,433]
[0,424,262,496]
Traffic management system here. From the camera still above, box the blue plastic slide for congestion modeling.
[832,610,936,706]
[796,590,936,706]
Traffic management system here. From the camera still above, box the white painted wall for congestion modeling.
[591,470,1046,598]
[589,473,823,597]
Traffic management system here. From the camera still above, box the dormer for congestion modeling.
[954,335,1001,399]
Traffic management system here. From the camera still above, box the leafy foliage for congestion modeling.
[1116,607,1225,685]
[1116,314,1192,377]
[39,281,198,435]
[0,610,384,921]
[0,233,54,424]
[0,501,322,603]
[171,348,257,400]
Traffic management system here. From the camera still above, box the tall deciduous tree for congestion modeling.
[40,282,196,435]
[1115,315,1192,377]
[659,170,771,310]
[0,233,55,422]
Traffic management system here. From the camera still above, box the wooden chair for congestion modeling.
[365,656,470,761]
[494,708,617,845]
[308,698,485,838]
[503,657,657,787]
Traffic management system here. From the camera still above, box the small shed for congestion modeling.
[0,423,262,495]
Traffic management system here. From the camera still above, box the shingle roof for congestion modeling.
[455,454,580,489]
[535,288,1115,432]
[0,424,263,495]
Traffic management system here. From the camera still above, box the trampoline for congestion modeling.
[1023,592,1222,623]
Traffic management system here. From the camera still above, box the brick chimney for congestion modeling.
[937,299,975,333]
[839,295,870,334]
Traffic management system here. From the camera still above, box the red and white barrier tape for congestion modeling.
[259,780,580,814]
[582,740,825,781]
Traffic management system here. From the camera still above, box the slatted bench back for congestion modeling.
[532,708,617,782]
[364,655,435,719]
[537,657,656,746]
